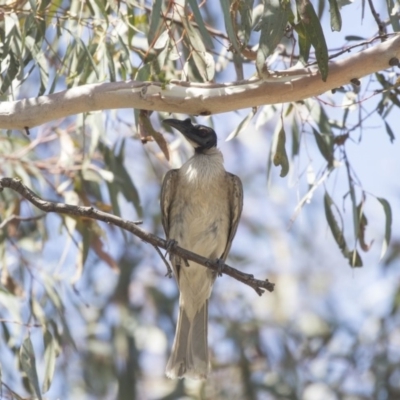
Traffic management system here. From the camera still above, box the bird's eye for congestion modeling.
[197,127,209,137]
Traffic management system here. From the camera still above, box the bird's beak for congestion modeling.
[163,118,216,150]
[163,118,193,139]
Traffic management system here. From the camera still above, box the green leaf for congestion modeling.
[99,141,142,218]
[105,43,116,82]
[117,34,133,78]
[148,0,163,45]
[126,6,137,47]
[310,100,334,135]
[273,125,289,177]
[220,0,241,53]
[43,275,76,349]
[154,36,171,79]
[312,128,334,165]
[256,0,289,75]
[226,107,257,141]
[377,197,392,260]
[1,321,11,345]
[76,39,99,81]
[297,23,311,63]
[324,192,362,267]
[356,201,373,252]
[38,0,52,11]
[252,4,265,31]
[31,299,46,326]
[237,0,254,47]
[135,63,151,82]
[178,6,215,82]
[384,121,396,143]
[20,336,42,400]
[115,142,143,218]
[153,29,169,50]
[187,0,214,48]
[328,0,342,31]
[349,250,363,267]
[63,27,99,80]
[386,0,400,32]
[99,143,122,217]
[344,159,360,250]
[291,118,300,157]
[0,51,20,95]
[42,331,57,393]
[345,35,366,41]
[28,0,37,12]
[297,0,329,81]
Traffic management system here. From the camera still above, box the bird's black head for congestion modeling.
[163,118,217,153]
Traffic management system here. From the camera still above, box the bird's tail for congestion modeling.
[166,300,209,380]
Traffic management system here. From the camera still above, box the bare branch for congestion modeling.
[0,177,274,295]
[1,35,399,130]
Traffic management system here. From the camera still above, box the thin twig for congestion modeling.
[367,0,386,36]
[0,318,43,328]
[0,213,46,229]
[0,177,275,295]
[152,244,173,277]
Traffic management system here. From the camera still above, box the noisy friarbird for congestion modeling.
[161,118,243,380]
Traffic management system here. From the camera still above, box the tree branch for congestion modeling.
[0,35,399,130]
[0,177,274,296]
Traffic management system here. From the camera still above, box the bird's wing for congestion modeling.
[160,169,179,237]
[221,173,243,261]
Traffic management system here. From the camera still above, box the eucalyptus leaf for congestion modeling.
[312,128,334,165]
[115,141,143,218]
[0,51,20,94]
[148,0,163,45]
[226,108,257,141]
[386,0,400,32]
[105,43,116,82]
[178,7,214,82]
[273,125,289,177]
[384,121,396,143]
[153,30,169,50]
[324,192,362,267]
[238,0,254,46]
[256,0,289,75]
[187,0,214,48]
[328,0,342,31]
[42,331,57,393]
[20,336,42,400]
[297,0,329,81]
[291,118,300,157]
[377,197,392,260]
[220,0,241,53]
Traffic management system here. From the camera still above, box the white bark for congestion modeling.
[1,35,399,130]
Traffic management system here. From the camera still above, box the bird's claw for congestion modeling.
[216,258,225,277]
[165,239,188,268]
[165,239,178,257]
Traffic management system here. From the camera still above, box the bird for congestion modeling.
[160,118,243,380]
